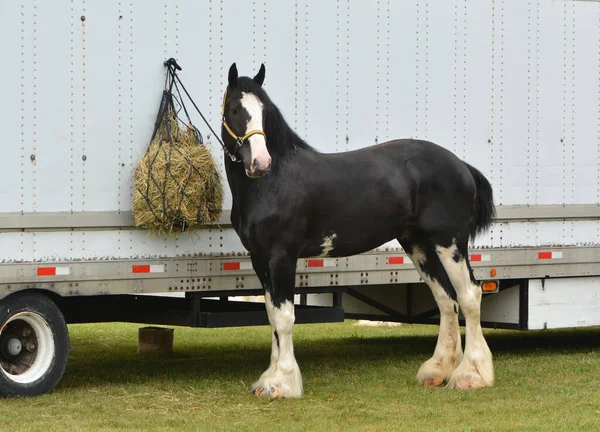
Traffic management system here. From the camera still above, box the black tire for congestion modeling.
[0,292,69,398]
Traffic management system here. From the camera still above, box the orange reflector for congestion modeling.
[490,268,497,277]
[482,281,498,292]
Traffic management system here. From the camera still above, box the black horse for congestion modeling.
[221,63,496,398]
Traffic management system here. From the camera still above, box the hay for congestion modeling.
[133,110,224,234]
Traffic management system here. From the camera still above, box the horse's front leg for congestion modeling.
[251,252,302,399]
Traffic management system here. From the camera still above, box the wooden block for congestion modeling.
[138,326,174,354]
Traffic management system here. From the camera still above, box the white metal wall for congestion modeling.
[1,0,600,261]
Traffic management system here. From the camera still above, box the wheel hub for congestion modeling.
[2,337,22,357]
[0,319,38,376]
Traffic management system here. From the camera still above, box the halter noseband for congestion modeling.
[221,89,267,162]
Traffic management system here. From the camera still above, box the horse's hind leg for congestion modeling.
[401,240,463,387]
[250,253,303,399]
[436,239,494,389]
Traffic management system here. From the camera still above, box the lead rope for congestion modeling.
[163,58,239,162]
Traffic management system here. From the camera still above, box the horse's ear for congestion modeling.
[253,63,266,86]
[228,63,238,88]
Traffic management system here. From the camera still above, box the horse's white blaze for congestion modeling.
[241,92,271,171]
[436,243,494,389]
[407,246,462,385]
[252,292,303,398]
[318,234,337,257]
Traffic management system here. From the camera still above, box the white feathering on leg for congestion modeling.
[436,244,494,389]
[252,293,303,398]
[408,246,463,387]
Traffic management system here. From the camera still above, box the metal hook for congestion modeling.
[164,58,182,71]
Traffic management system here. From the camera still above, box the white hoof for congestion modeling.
[447,350,494,390]
[251,365,303,399]
[416,352,462,387]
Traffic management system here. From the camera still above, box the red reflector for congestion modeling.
[387,256,404,265]
[307,259,324,268]
[470,254,482,262]
[538,252,552,259]
[37,267,56,276]
[132,265,151,273]
[223,262,241,271]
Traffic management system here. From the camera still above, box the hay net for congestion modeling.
[133,59,223,234]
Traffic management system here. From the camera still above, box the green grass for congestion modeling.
[1,321,599,432]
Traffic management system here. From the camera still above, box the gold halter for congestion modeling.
[221,89,267,162]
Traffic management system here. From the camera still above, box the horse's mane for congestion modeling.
[237,77,316,155]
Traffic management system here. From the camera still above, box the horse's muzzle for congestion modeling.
[246,158,272,178]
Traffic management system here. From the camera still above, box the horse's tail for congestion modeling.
[464,162,496,240]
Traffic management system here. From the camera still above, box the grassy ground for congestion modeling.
[0,321,599,432]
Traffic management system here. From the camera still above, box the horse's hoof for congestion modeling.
[422,377,444,387]
[252,384,286,399]
[252,386,276,398]
[251,366,303,399]
[266,387,286,399]
[416,357,456,387]
[447,370,492,390]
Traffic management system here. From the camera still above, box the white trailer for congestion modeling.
[1,0,600,397]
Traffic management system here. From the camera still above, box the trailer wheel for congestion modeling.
[0,293,69,397]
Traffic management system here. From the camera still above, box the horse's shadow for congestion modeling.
[59,325,600,391]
